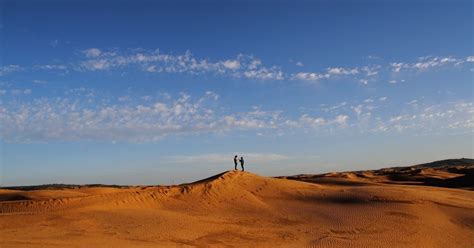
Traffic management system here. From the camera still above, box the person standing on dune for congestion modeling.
[239,156,245,171]
[234,155,238,170]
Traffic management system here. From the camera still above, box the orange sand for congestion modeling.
[1,168,473,247]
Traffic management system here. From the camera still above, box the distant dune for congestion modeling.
[279,158,474,190]
[1,159,473,247]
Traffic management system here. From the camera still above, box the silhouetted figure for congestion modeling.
[239,156,245,171]
[234,155,238,170]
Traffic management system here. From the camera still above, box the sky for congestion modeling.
[0,0,473,186]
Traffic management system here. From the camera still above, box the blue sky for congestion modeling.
[1,0,473,186]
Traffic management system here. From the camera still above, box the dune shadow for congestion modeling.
[0,194,32,202]
[297,193,415,205]
[296,194,371,205]
[285,177,372,187]
[385,174,415,182]
[185,171,231,185]
[420,174,474,189]
[385,171,474,190]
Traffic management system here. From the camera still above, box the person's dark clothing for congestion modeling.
[239,157,245,171]
[234,156,238,170]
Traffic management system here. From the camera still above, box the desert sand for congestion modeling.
[1,159,473,247]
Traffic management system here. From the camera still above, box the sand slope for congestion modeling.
[1,168,474,247]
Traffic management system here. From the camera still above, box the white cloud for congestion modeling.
[391,56,465,73]
[83,48,102,58]
[366,55,381,60]
[80,59,111,71]
[351,104,363,116]
[222,60,241,70]
[389,79,405,84]
[292,72,329,81]
[10,89,32,95]
[321,102,347,112]
[145,65,158,72]
[327,67,359,75]
[0,91,290,143]
[390,62,404,73]
[293,65,378,84]
[298,114,349,128]
[34,64,68,70]
[334,115,349,126]
[243,66,284,80]
[77,49,284,80]
[360,66,379,76]
[0,65,22,76]
[4,49,470,86]
[1,50,472,88]
[377,101,474,133]
[299,114,327,127]
[248,59,261,69]
[390,115,404,122]
[1,90,472,143]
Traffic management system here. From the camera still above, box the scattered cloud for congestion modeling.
[1,90,472,143]
[366,55,381,60]
[33,64,68,71]
[292,65,380,84]
[0,65,22,76]
[222,60,241,70]
[378,102,474,133]
[83,48,102,58]
[0,91,291,143]
[298,114,349,128]
[390,56,467,73]
[76,49,285,80]
[327,67,359,75]
[292,72,328,81]
[242,66,284,80]
[1,49,472,85]
[321,102,347,112]
[289,59,304,67]
[360,66,380,76]
[10,89,32,95]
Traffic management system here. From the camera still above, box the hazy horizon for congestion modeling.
[1,0,473,186]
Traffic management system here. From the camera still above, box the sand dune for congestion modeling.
[1,160,474,247]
